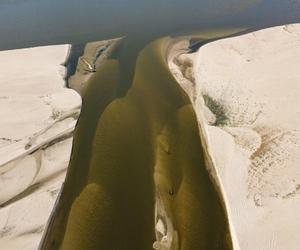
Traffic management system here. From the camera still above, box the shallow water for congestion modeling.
[41,36,234,250]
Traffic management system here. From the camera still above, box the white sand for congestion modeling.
[0,45,81,250]
[171,24,300,250]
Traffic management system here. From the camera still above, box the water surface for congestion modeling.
[0,0,299,50]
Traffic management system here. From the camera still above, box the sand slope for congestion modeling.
[172,24,300,250]
[0,45,81,250]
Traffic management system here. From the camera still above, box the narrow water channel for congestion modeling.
[40,36,233,250]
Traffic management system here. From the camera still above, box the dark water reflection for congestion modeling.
[0,0,299,50]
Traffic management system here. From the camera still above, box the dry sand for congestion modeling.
[0,45,81,250]
[170,23,300,250]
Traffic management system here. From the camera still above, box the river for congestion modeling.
[0,0,299,50]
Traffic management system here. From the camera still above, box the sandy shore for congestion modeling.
[170,24,300,249]
[0,45,81,250]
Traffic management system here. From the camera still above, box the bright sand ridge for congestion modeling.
[170,24,300,250]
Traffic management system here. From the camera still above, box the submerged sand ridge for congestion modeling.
[41,37,234,249]
[170,24,300,250]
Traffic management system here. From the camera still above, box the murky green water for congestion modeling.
[40,35,235,250]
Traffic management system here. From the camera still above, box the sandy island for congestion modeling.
[170,23,300,250]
